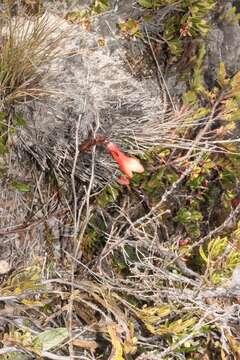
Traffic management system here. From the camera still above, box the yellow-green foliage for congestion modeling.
[118,18,141,39]
[183,58,240,138]
[3,328,68,356]
[0,265,45,296]
[65,0,109,23]
[96,185,119,208]
[138,304,196,336]
[200,227,240,284]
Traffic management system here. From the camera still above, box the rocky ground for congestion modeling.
[0,1,240,359]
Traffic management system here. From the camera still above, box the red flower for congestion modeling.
[106,142,144,179]
[117,176,130,186]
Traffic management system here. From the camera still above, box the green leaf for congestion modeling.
[187,175,204,190]
[0,112,6,122]
[223,6,238,21]
[96,185,119,207]
[208,236,228,259]
[226,250,240,269]
[12,114,27,127]
[192,107,210,120]
[11,181,30,192]
[33,328,68,351]
[210,271,222,284]
[93,0,109,13]
[230,71,240,95]
[0,139,7,155]
[174,208,202,224]
[138,0,154,8]
[119,18,140,37]
[168,38,183,56]
[199,245,208,263]
[217,62,229,87]
[182,90,197,106]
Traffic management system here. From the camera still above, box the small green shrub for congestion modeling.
[138,0,215,57]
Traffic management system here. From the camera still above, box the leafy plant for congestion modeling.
[138,0,215,57]
[96,185,119,208]
[138,305,196,336]
[65,0,109,26]
[1,265,44,296]
[3,328,68,356]
[174,207,203,238]
[200,233,240,284]
[118,18,141,39]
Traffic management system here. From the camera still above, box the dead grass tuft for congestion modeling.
[0,12,65,109]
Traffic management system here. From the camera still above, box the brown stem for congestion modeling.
[79,134,107,152]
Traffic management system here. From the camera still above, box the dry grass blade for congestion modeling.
[0,12,65,108]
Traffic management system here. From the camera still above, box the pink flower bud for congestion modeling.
[106,142,144,179]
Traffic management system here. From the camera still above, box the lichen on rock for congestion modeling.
[15,12,169,187]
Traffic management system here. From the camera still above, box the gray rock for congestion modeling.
[15,12,170,186]
[205,1,240,87]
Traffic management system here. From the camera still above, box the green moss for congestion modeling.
[96,185,120,208]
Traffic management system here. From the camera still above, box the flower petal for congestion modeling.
[117,176,130,186]
[124,157,144,174]
[106,142,144,179]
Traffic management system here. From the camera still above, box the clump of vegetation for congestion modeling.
[65,0,109,27]
[137,0,215,58]
[0,14,64,109]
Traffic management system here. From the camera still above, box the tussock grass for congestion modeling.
[0,13,65,109]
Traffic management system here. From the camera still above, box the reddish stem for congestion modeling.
[79,135,107,152]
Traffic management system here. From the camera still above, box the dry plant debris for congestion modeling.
[0,1,240,360]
